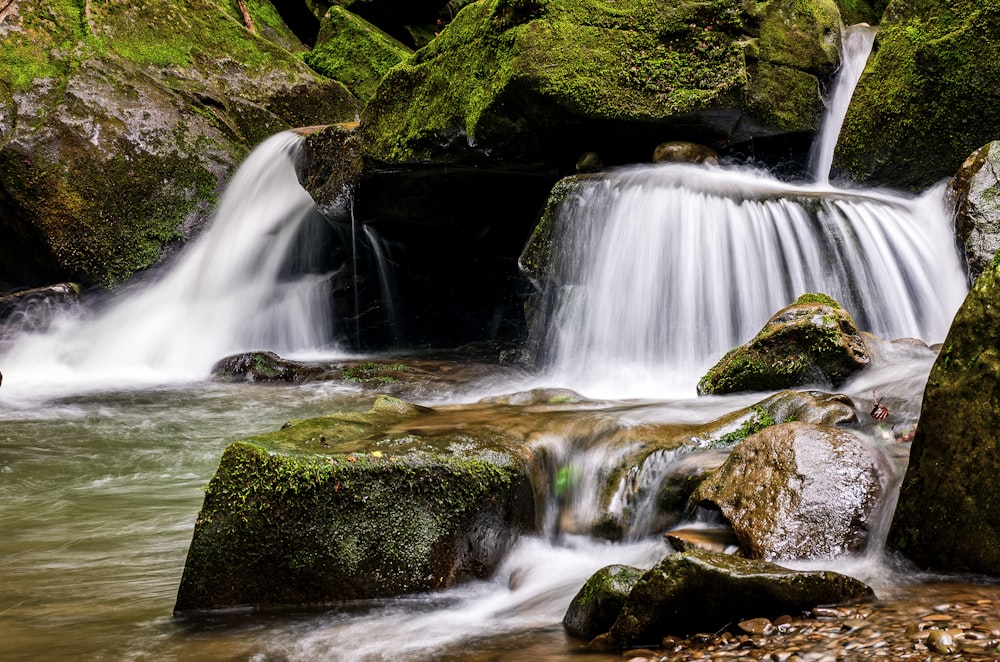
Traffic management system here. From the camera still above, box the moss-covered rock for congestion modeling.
[836,1,1000,189]
[174,395,536,612]
[832,0,887,25]
[0,0,358,288]
[593,549,874,648]
[949,141,1000,283]
[361,0,843,169]
[298,122,364,220]
[302,6,412,100]
[697,294,870,395]
[889,259,1000,575]
[691,421,888,560]
[563,564,646,639]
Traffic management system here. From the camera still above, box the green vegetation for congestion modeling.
[712,405,778,447]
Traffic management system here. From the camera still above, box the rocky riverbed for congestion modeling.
[619,582,1000,661]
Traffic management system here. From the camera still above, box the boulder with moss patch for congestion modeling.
[889,259,1000,575]
[589,549,873,649]
[0,0,358,289]
[564,564,646,639]
[836,1,1000,189]
[697,294,870,395]
[174,395,536,612]
[949,141,1000,283]
[361,0,842,169]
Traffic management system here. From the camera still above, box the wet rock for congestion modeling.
[691,421,888,560]
[926,628,957,654]
[665,527,740,554]
[361,0,841,170]
[890,257,1000,575]
[949,141,1000,282]
[837,0,1000,189]
[652,142,719,165]
[697,293,871,395]
[564,564,646,639]
[0,282,81,337]
[211,351,327,383]
[596,549,873,649]
[174,395,536,612]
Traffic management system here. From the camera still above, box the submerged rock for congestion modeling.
[211,351,328,383]
[890,258,1000,575]
[949,141,1000,282]
[691,421,888,560]
[174,395,536,612]
[591,549,874,649]
[697,293,871,395]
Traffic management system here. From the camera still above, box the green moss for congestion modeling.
[837,2,1000,188]
[301,6,412,100]
[339,361,412,385]
[794,292,841,308]
[712,405,778,447]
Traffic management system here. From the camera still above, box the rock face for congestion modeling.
[889,260,1000,575]
[302,7,412,101]
[361,0,843,169]
[591,549,874,649]
[697,294,870,395]
[0,282,81,338]
[837,1,1000,189]
[692,422,887,560]
[174,395,536,612]
[0,0,358,289]
[950,142,1000,283]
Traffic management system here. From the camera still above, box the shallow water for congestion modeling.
[1,358,997,662]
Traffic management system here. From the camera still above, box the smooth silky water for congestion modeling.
[2,26,995,661]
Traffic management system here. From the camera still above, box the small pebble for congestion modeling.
[927,628,956,655]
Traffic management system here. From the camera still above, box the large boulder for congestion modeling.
[302,6,412,101]
[836,1,1000,189]
[0,0,358,289]
[949,141,1000,283]
[174,395,536,612]
[563,564,646,639]
[691,421,889,560]
[697,293,871,395]
[361,0,843,169]
[590,549,874,649]
[889,259,1000,575]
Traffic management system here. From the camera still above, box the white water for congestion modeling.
[810,24,878,184]
[536,168,967,400]
[0,132,344,400]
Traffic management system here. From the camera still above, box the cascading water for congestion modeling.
[536,169,967,397]
[0,132,343,398]
[810,24,878,184]
[533,25,966,399]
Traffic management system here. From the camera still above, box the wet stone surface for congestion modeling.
[620,583,1000,661]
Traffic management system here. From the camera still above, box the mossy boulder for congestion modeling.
[592,549,874,649]
[299,122,365,220]
[563,564,646,640]
[889,259,1000,575]
[175,395,536,612]
[836,1,1000,189]
[697,294,870,395]
[949,141,1000,283]
[831,0,887,25]
[361,0,843,169]
[691,421,888,560]
[0,0,358,289]
[301,6,412,101]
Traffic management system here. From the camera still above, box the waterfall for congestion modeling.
[810,24,877,184]
[362,224,403,342]
[0,132,343,397]
[535,166,968,398]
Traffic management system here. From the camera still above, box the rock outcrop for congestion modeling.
[360,0,843,170]
[837,1,1000,189]
[0,0,358,289]
[949,141,1000,282]
[889,259,1000,575]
